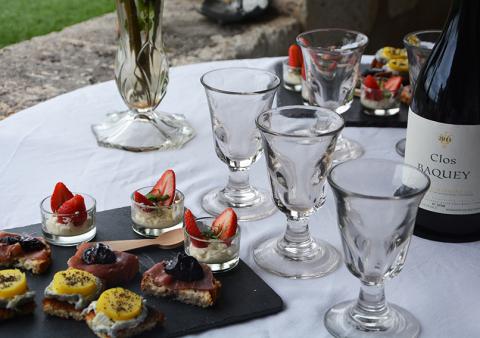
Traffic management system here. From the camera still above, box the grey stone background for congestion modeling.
[0,0,450,118]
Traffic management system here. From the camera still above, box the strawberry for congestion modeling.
[211,208,238,241]
[363,75,380,89]
[184,209,207,248]
[133,191,155,212]
[56,194,87,226]
[384,76,403,92]
[150,169,176,206]
[51,182,74,212]
[288,44,303,68]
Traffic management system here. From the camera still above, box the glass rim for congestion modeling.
[327,158,431,200]
[184,216,241,242]
[403,30,442,51]
[296,28,369,52]
[131,187,184,209]
[40,192,96,215]
[255,105,345,139]
[200,67,280,95]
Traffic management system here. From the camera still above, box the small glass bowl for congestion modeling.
[360,80,402,116]
[282,59,302,92]
[184,216,240,273]
[131,186,184,238]
[40,193,96,246]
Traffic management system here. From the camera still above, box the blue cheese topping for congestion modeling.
[44,277,103,310]
[0,291,35,311]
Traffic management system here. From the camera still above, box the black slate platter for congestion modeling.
[3,207,283,338]
[274,61,408,128]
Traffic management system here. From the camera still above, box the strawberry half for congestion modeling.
[134,191,155,212]
[363,75,380,90]
[384,76,403,92]
[51,182,74,212]
[211,208,238,241]
[150,169,176,206]
[288,44,303,67]
[56,194,87,226]
[184,209,207,248]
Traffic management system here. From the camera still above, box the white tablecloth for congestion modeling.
[0,57,479,337]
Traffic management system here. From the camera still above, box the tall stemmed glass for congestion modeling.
[325,159,430,338]
[297,29,368,163]
[200,68,280,221]
[92,0,195,152]
[396,30,441,157]
[254,105,344,279]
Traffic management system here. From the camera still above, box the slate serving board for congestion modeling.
[2,207,284,338]
[274,61,408,128]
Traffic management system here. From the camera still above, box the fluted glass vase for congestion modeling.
[92,0,195,152]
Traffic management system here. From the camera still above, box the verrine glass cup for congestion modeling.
[396,30,441,157]
[297,29,368,163]
[254,105,344,279]
[325,159,430,338]
[201,68,280,221]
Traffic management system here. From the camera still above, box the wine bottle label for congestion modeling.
[405,110,480,215]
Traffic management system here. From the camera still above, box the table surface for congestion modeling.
[0,57,479,338]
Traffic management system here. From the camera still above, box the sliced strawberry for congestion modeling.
[151,169,176,206]
[384,76,403,92]
[211,208,238,241]
[364,75,380,90]
[134,191,155,212]
[288,44,303,67]
[184,209,207,248]
[51,182,74,212]
[56,194,87,226]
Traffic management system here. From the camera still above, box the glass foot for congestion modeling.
[325,300,421,338]
[253,236,341,279]
[202,186,276,221]
[396,138,406,157]
[332,136,364,163]
[92,110,195,152]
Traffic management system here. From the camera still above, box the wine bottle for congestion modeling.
[405,0,480,242]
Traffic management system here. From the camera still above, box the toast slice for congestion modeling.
[141,273,221,308]
[0,301,35,321]
[42,298,85,321]
[85,306,164,338]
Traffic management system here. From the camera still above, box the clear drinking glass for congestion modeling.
[200,68,280,221]
[92,0,195,152]
[395,30,441,157]
[297,29,368,163]
[325,159,430,338]
[254,105,344,279]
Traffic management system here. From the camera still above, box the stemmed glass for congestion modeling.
[254,105,344,279]
[297,29,368,163]
[395,30,441,157]
[200,68,280,221]
[92,0,195,152]
[325,159,430,337]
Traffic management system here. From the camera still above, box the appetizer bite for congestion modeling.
[141,252,221,308]
[67,243,139,286]
[361,75,403,116]
[0,231,51,274]
[184,208,240,272]
[41,182,96,246]
[84,287,163,338]
[283,44,303,92]
[131,169,184,237]
[0,269,36,320]
[43,268,104,320]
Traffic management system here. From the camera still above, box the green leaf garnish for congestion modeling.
[201,229,219,240]
[157,194,170,202]
[145,193,158,202]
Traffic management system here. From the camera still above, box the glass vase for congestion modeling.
[92,0,195,152]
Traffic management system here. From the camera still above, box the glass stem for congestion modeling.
[221,169,258,206]
[278,217,316,260]
[352,281,389,322]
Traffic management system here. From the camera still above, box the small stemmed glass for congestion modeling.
[200,68,280,221]
[254,105,344,279]
[325,159,430,337]
[297,28,368,163]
